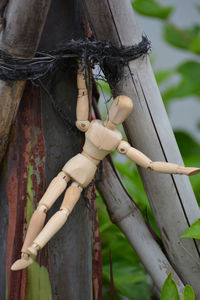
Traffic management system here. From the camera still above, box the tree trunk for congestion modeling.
[0,0,51,163]
[82,0,200,296]
[0,1,92,299]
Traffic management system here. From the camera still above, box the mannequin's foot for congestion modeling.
[11,253,33,271]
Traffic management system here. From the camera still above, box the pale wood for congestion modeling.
[77,61,88,90]
[83,0,200,295]
[11,96,131,270]
[83,138,110,160]
[11,253,33,271]
[39,171,70,209]
[97,157,184,298]
[76,94,89,121]
[105,95,133,127]
[76,120,90,132]
[0,0,51,163]
[149,162,200,175]
[11,205,47,270]
[11,171,70,270]
[62,153,97,187]
[28,182,82,254]
[28,210,70,255]
[118,142,200,175]
[21,205,47,254]
[118,141,152,169]
[85,120,122,151]
[76,60,90,132]
[61,182,83,213]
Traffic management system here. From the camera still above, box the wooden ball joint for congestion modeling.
[11,62,200,271]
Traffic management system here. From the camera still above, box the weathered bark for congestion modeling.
[83,0,200,296]
[98,157,184,298]
[0,0,51,163]
[0,1,92,299]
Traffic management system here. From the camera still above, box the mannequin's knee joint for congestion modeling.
[37,204,48,213]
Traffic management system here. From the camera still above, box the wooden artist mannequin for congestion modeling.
[11,63,200,271]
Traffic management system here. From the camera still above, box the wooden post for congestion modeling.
[83,0,200,296]
[0,0,51,163]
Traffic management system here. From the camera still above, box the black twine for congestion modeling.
[0,36,150,87]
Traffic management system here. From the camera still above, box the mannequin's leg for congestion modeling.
[27,181,82,257]
[11,171,70,271]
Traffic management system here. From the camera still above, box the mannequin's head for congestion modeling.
[105,95,133,129]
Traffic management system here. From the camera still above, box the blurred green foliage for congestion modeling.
[163,61,200,104]
[133,0,173,20]
[97,0,200,299]
[164,24,200,54]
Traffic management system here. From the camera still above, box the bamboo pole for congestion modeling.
[98,157,184,298]
[0,0,51,163]
[83,0,200,296]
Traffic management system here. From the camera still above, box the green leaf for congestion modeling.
[132,0,173,20]
[183,285,195,300]
[181,219,200,239]
[174,131,200,158]
[163,61,200,102]
[161,274,180,300]
[96,79,111,95]
[163,24,200,54]
[155,69,174,84]
[196,5,200,14]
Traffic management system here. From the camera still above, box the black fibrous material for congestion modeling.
[0,36,150,87]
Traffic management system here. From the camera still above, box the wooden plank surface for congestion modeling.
[83,0,200,296]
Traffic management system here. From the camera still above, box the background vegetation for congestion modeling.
[97,1,200,299]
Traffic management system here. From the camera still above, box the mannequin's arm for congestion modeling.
[117,141,200,176]
[75,60,90,132]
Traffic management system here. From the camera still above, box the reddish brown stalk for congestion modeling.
[109,250,115,300]
[6,83,48,299]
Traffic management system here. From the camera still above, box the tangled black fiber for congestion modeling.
[0,36,150,87]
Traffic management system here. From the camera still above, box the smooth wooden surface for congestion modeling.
[98,157,184,298]
[119,142,200,175]
[83,0,200,296]
[39,171,70,209]
[0,0,51,163]
[76,67,89,122]
[105,95,133,127]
